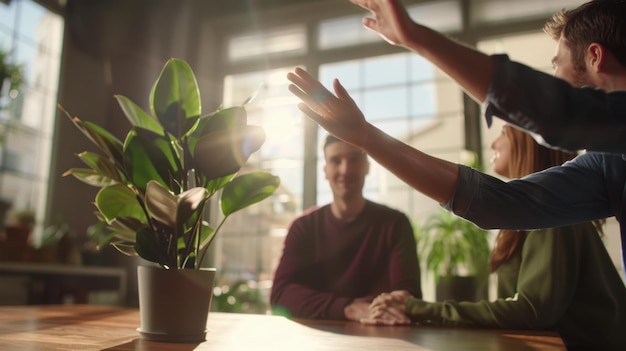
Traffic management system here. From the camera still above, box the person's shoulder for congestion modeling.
[292,204,329,223]
[365,200,408,218]
[571,151,623,162]
[301,204,323,216]
[566,151,626,172]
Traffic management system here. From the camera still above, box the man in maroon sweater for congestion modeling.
[270,135,422,321]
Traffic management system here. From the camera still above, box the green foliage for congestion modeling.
[212,280,268,314]
[39,223,69,249]
[12,208,36,225]
[63,58,280,269]
[416,209,491,283]
[0,49,24,97]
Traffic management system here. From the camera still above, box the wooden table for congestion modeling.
[0,304,566,350]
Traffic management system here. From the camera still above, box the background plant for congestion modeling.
[0,49,23,98]
[63,58,280,269]
[416,209,491,283]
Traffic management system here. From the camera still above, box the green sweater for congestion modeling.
[406,223,626,350]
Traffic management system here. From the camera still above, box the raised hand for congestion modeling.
[349,0,418,48]
[350,0,493,102]
[287,67,369,147]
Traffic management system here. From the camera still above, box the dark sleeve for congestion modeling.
[446,154,615,231]
[387,213,422,299]
[405,227,582,328]
[485,54,626,153]
[269,218,352,320]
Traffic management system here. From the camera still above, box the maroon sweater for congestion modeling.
[270,201,422,320]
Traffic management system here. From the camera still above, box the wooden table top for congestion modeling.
[0,304,566,350]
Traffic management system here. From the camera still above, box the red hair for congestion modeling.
[489,125,583,271]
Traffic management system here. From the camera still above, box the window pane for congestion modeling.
[319,60,361,90]
[228,25,306,62]
[0,1,62,245]
[0,1,17,31]
[318,0,462,50]
[219,65,304,296]
[410,55,435,82]
[470,0,587,26]
[17,0,48,42]
[317,14,381,50]
[407,0,462,33]
[410,83,437,118]
[363,53,409,88]
[362,86,408,121]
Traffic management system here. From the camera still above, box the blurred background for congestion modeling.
[0,0,618,313]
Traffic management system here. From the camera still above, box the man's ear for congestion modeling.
[587,42,605,72]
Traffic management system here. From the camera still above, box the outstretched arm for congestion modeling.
[287,68,459,205]
[350,0,494,103]
[351,0,626,153]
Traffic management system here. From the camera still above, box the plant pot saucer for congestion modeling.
[136,327,207,343]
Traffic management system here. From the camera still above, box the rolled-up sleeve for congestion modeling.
[445,156,616,231]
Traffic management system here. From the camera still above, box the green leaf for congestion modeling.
[63,168,119,188]
[145,180,178,228]
[95,184,147,223]
[221,172,280,216]
[197,222,215,250]
[77,151,123,183]
[134,227,164,265]
[194,125,266,180]
[108,217,145,241]
[150,58,200,138]
[115,94,164,135]
[175,186,209,228]
[123,128,181,193]
[63,110,124,168]
[145,181,209,240]
[110,241,139,256]
[189,107,246,146]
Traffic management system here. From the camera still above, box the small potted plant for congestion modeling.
[416,209,491,302]
[63,58,280,342]
[3,208,36,262]
[0,49,23,101]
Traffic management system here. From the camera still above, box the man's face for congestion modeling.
[323,141,369,201]
[552,37,594,88]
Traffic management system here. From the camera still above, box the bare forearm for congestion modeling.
[353,0,494,102]
[359,123,459,205]
[403,23,494,103]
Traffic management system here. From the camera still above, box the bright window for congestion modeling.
[0,0,63,244]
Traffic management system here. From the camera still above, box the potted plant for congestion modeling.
[23,222,70,264]
[62,58,280,342]
[3,208,36,262]
[0,49,23,100]
[416,209,491,302]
